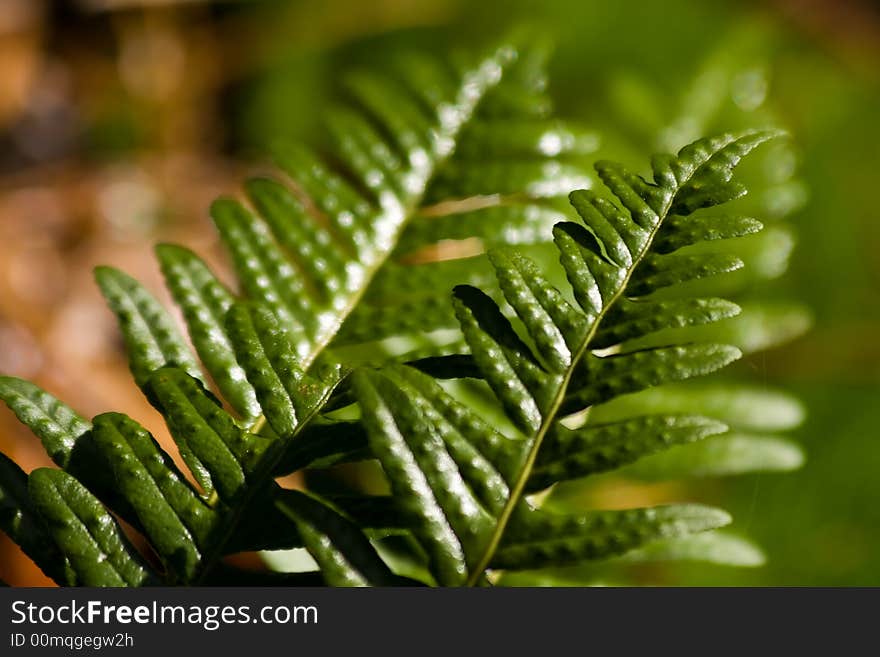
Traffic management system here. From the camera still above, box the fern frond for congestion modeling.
[353,131,782,585]
[70,45,550,435]
[0,377,139,524]
[493,504,731,570]
[526,414,728,492]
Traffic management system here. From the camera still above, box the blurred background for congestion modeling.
[0,0,878,586]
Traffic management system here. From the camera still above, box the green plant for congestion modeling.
[0,41,798,586]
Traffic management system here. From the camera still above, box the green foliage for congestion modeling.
[0,41,802,586]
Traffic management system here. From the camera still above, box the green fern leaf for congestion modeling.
[333,45,597,354]
[527,414,728,492]
[276,490,400,587]
[0,34,803,589]
[0,452,73,585]
[0,378,138,523]
[205,46,538,375]
[146,367,268,501]
[493,505,731,570]
[95,266,203,389]
[626,432,805,479]
[353,366,524,585]
[0,377,91,467]
[94,43,568,436]
[156,244,260,420]
[28,468,156,587]
[225,303,342,439]
[70,46,572,571]
[91,413,216,581]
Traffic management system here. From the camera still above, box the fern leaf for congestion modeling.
[0,33,800,590]
[28,468,156,587]
[652,214,763,253]
[156,244,260,420]
[355,131,781,585]
[353,366,526,585]
[0,452,73,585]
[493,505,731,570]
[276,490,399,587]
[207,46,532,373]
[66,47,563,573]
[562,344,741,413]
[92,413,216,581]
[225,303,342,439]
[146,368,268,501]
[95,266,202,388]
[526,415,728,492]
[626,432,805,479]
[90,44,562,434]
[592,297,741,348]
[0,377,91,467]
[210,199,317,356]
[333,46,598,353]
[0,378,136,521]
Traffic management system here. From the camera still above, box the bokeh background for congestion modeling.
[1,0,878,586]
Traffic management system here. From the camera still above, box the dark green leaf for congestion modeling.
[0,377,90,467]
[156,243,260,420]
[528,415,727,491]
[0,452,73,584]
[95,266,202,389]
[92,412,216,581]
[28,469,155,587]
[147,367,268,502]
[276,489,399,586]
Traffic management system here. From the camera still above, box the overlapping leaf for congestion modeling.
[28,468,156,587]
